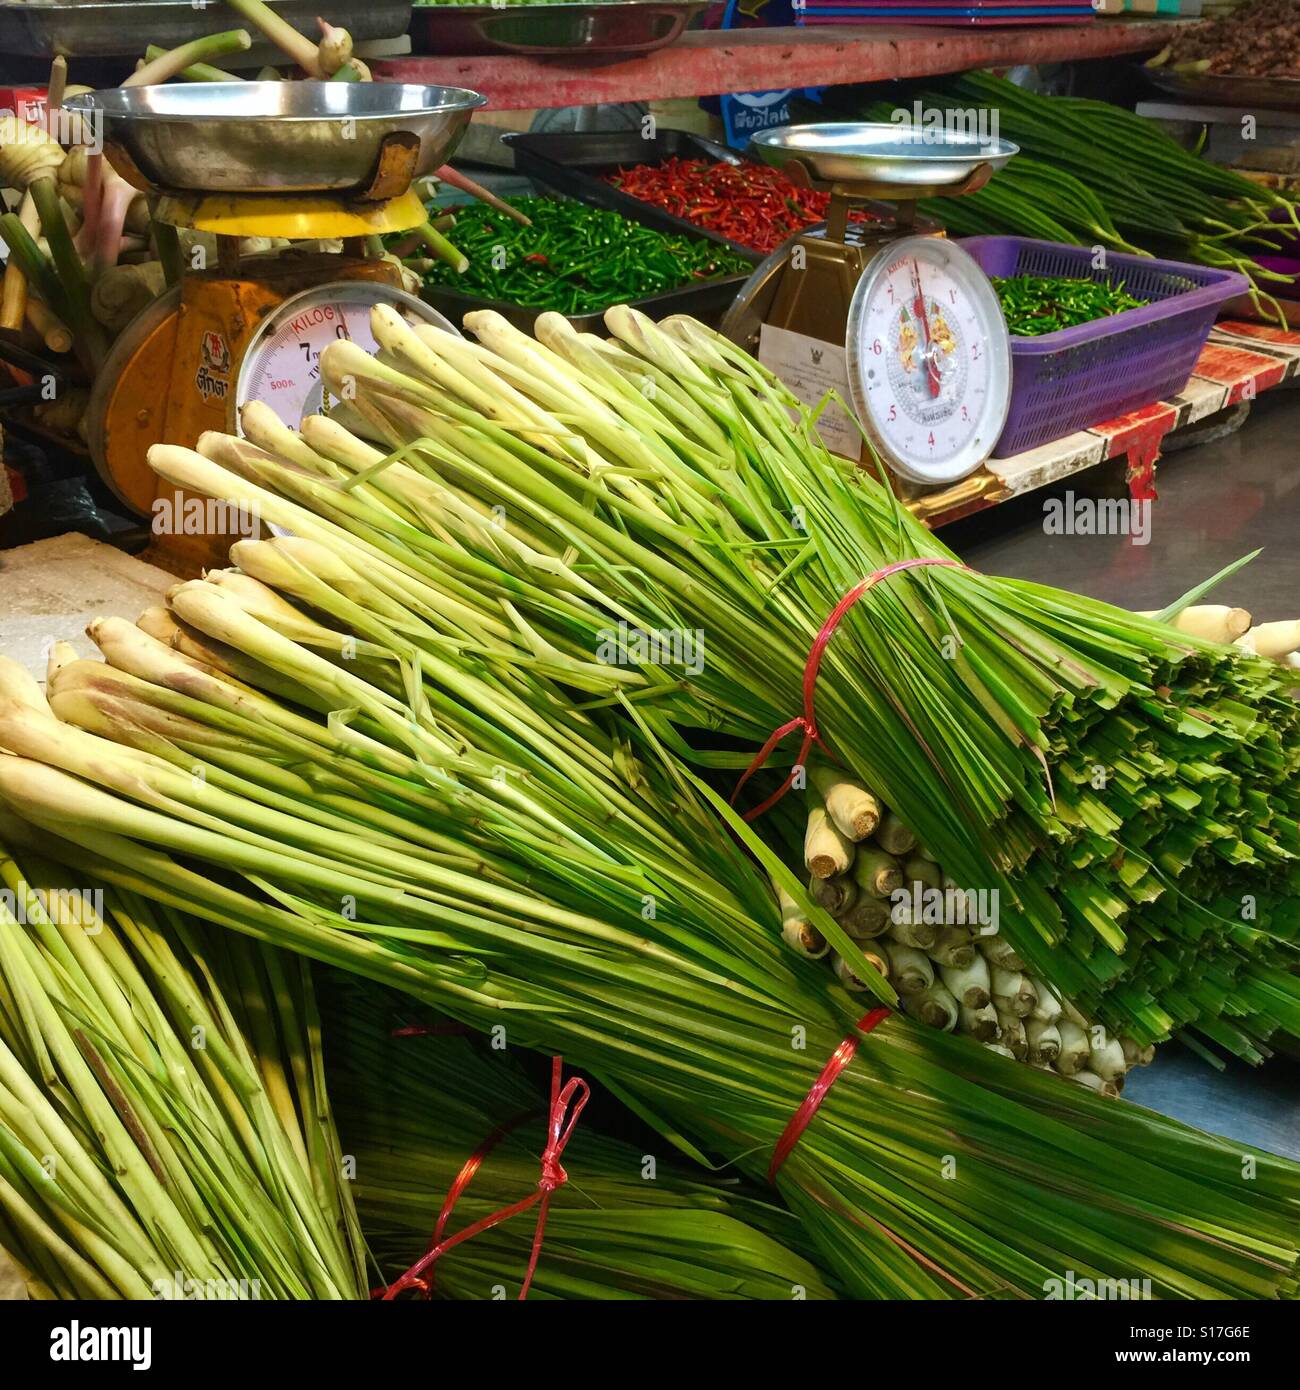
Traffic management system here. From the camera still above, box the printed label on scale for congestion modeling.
[758,324,859,459]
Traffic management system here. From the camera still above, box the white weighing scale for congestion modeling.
[63,81,482,565]
[721,123,1019,495]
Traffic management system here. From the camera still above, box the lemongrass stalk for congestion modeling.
[1025,1017,1061,1064]
[373,306,571,453]
[940,954,991,1010]
[1137,604,1251,643]
[959,1003,1000,1042]
[781,916,828,960]
[875,811,917,857]
[833,952,869,992]
[86,618,349,748]
[996,1014,1028,1060]
[1250,619,1300,660]
[45,642,79,685]
[192,572,389,663]
[1089,1028,1129,1083]
[124,30,251,86]
[839,896,889,940]
[807,766,881,841]
[0,902,226,1284]
[223,0,324,74]
[27,178,105,371]
[984,1043,1016,1060]
[458,312,692,491]
[851,846,903,899]
[1027,976,1062,1023]
[239,400,348,477]
[902,981,958,1031]
[134,607,336,712]
[808,872,856,916]
[805,802,853,879]
[1055,1018,1091,1076]
[0,657,52,719]
[978,933,1026,972]
[143,44,242,81]
[884,915,938,952]
[927,925,976,969]
[1074,1070,1120,1099]
[903,854,942,891]
[44,686,485,876]
[990,967,1036,1019]
[882,941,932,994]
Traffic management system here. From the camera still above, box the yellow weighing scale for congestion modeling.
[721,123,1019,512]
[63,81,484,564]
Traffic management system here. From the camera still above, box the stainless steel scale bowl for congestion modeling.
[64,82,487,197]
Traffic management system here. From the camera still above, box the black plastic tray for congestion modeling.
[504,128,766,263]
[421,156,756,330]
[421,271,744,335]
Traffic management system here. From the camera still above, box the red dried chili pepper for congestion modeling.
[602,156,875,255]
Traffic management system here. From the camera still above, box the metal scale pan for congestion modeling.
[749,121,1018,199]
[64,82,487,199]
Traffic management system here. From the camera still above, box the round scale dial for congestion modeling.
[236,281,457,429]
[846,235,1011,486]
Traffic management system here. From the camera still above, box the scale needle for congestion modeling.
[910,260,942,400]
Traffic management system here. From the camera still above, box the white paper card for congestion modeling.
[758,323,860,460]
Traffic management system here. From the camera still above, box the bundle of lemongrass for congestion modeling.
[781,768,1152,1097]
[324,978,837,1300]
[204,301,1297,1065]
[0,788,365,1300]
[3,565,1300,1297]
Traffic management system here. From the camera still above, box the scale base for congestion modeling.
[724,224,902,357]
[88,256,404,570]
[153,188,428,240]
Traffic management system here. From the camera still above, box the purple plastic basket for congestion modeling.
[959,237,1249,458]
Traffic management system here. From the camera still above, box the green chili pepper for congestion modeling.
[990,272,1148,336]
[400,195,751,316]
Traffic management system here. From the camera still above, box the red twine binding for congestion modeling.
[734,564,962,1176]
[767,1007,891,1183]
[377,1055,590,1300]
[730,556,965,821]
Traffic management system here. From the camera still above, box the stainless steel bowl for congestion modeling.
[751,122,1018,192]
[64,82,487,196]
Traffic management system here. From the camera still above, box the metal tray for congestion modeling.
[0,0,412,61]
[66,83,485,196]
[505,127,936,261]
[1142,65,1300,114]
[408,1,702,57]
[505,128,763,261]
[750,122,1018,197]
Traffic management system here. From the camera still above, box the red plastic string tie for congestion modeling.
[389,1022,472,1038]
[768,1007,891,1184]
[730,556,965,822]
[376,1055,590,1301]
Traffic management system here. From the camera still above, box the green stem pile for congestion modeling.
[859,70,1300,321]
[0,797,365,1300]
[0,319,1296,1296]
[325,978,838,1300]
[146,301,1300,1061]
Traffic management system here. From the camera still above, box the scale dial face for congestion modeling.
[846,235,1011,486]
[236,282,457,429]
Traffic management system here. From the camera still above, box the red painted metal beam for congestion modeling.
[375,21,1176,111]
